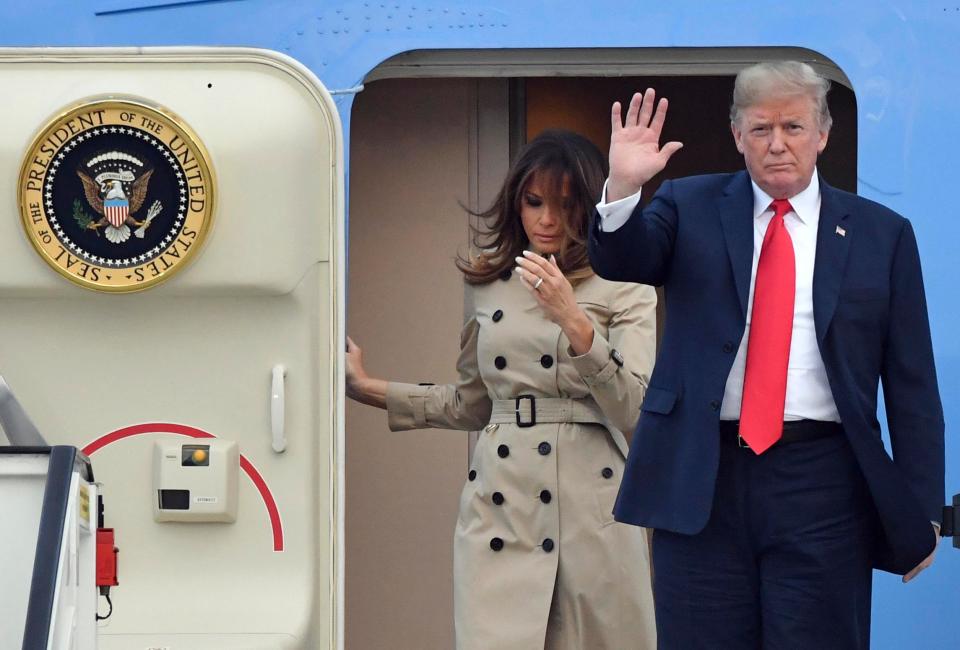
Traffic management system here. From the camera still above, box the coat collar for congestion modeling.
[716,170,851,340]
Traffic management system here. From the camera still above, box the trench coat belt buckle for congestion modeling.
[487,397,607,427]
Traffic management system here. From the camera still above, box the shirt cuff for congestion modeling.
[568,328,620,386]
[595,179,643,232]
[385,382,431,431]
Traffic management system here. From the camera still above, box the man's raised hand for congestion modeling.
[607,88,683,202]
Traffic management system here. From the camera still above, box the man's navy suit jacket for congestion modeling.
[589,170,944,574]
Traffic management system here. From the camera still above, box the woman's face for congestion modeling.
[520,172,572,255]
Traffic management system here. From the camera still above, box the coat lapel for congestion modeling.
[716,171,754,319]
[812,178,851,344]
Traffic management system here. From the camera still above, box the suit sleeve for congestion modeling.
[385,316,492,432]
[588,178,680,286]
[881,219,945,523]
[568,281,657,435]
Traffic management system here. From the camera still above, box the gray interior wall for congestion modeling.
[346,77,508,649]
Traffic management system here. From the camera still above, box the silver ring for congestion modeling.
[533,277,544,290]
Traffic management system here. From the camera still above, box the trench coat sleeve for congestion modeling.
[385,316,492,432]
[568,281,657,434]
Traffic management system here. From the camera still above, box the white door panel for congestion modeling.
[0,48,343,649]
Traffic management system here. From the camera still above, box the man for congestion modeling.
[589,61,944,648]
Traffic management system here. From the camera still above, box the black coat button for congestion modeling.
[499,269,512,281]
[542,538,555,552]
[710,400,720,411]
[492,491,505,505]
[539,489,552,504]
[722,341,734,353]
[492,309,503,322]
[540,354,554,369]
[497,444,510,458]
[468,469,477,481]
[538,442,552,456]
[601,467,614,479]
[495,356,507,370]
[490,537,504,551]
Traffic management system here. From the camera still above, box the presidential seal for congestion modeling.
[18,98,215,292]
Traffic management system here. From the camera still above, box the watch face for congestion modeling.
[19,97,215,292]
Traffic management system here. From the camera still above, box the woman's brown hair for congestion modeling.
[456,129,608,285]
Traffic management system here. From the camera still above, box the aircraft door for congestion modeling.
[0,48,343,649]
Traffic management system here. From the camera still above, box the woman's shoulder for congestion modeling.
[464,271,514,309]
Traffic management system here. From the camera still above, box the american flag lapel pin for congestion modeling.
[835,225,846,237]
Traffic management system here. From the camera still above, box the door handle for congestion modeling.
[271,365,287,453]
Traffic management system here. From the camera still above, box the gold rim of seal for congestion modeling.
[17,96,217,293]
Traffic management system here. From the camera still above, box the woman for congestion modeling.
[346,130,657,649]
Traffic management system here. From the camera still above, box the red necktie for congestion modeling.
[739,199,795,454]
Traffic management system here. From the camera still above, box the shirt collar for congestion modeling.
[750,171,820,225]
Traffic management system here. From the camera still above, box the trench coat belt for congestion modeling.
[488,397,606,426]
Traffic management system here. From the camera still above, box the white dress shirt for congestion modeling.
[596,173,841,422]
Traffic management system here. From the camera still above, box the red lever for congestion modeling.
[96,528,119,588]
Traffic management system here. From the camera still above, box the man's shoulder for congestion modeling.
[824,183,908,227]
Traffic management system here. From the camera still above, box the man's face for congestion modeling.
[731,93,829,199]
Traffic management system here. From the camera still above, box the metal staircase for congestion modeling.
[0,379,99,650]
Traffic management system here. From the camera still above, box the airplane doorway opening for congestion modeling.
[346,49,856,650]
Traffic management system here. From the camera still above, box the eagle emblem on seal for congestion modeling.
[75,151,163,244]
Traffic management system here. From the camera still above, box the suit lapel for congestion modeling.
[812,179,852,344]
[717,171,754,319]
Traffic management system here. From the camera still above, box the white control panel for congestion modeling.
[152,439,239,523]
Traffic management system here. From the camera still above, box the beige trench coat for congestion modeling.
[386,271,657,650]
